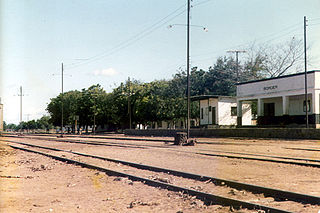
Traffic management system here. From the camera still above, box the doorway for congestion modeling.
[212,107,216,124]
[264,103,275,116]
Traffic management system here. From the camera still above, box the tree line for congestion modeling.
[3,38,305,132]
[3,116,53,132]
[44,54,280,132]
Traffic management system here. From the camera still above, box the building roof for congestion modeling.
[237,70,320,86]
[191,95,235,101]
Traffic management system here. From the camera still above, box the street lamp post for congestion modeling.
[61,63,64,137]
[186,0,191,139]
[168,1,207,139]
[122,77,132,130]
[128,77,132,129]
[52,62,72,136]
[304,16,308,128]
[93,106,96,134]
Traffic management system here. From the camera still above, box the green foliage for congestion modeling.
[4,115,54,132]
[45,55,264,130]
[4,123,16,130]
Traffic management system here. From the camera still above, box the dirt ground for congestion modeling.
[0,141,248,213]
[1,135,320,212]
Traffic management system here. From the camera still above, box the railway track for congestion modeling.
[4,133,262,145]
[196,149,320,163]
[284,147,320,152]
[5,133,172,143]
[5,134,320,169]
[3,134,167,149]
[3,139,320,213]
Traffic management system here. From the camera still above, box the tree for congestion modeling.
[37,115,54,131]
[244,38,304,78]
[46,90,81,128]
[3,121,6,130]
[206,57,238,95]
[4,123,17,131]
[78,85,106,132]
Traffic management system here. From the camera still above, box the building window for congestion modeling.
[231,107,237,116]
[303,100,311,112]
[209,106,212,112]
[201,108,204,119]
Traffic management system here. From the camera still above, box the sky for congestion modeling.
[1,0,320,124]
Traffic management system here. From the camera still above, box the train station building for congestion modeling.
[236,70,320,128]
[192,95,251,127]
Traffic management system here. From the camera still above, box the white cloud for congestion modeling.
[93,68,118,77]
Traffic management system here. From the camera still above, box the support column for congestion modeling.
[282,96,289,115]
[257,98,264,116]
[237,100,242,126]
[313,92,320,114]
[312,92,320,126]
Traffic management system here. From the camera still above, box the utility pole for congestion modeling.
[16,86,28,133]
[26,114,31,121]
[18,86,23,123]
[186,0,191,139]
[61,63,64,136]
[227,50,246,82]
[128,77,132,129]
[304,16,308,128]
[168,1,206,139]
[93,109,96,134]
[52,63,71,136]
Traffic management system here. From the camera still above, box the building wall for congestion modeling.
[237,72,316,99]
[199,99,208,125]
[200,97,237,126]
[315,72,320,88]
[218,98,237,125]
[289,94,313,115]
[200,98,218,125]
[241,103,252,125]
[209,98,218,125]
[237,71,320,126]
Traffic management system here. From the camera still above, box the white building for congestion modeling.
[237,70,320,128]
[192,95,245,127]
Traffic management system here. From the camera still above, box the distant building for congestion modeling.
[0,98,3,132]
[191,95,247,127]
[237,70,320,128]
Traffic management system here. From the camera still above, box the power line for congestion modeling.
[309,17,320,21]
[65,4,187,69]
[65,0,214,70]
[308,22,320,26]
[193,0,214,7]
[192,22,301,58]
[71,11,186,70]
